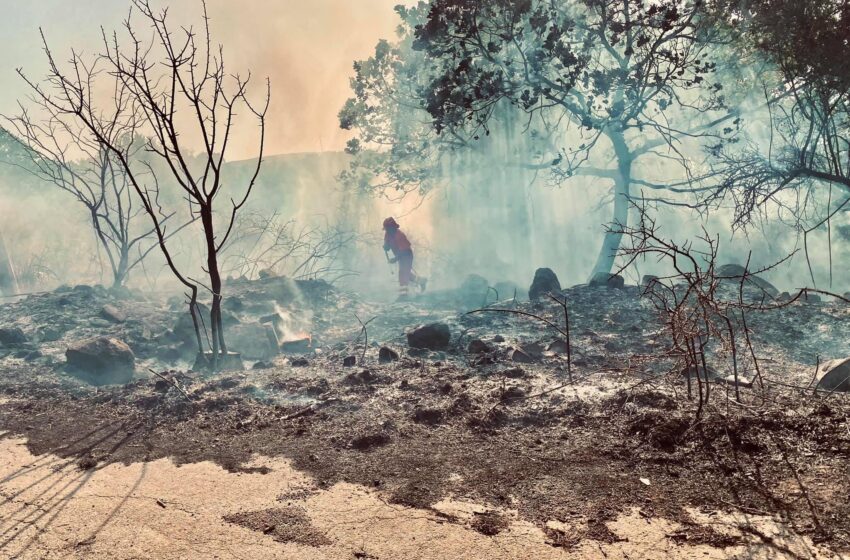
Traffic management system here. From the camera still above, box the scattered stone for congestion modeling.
[100,304,127,323]
[467,339,491,354]
[345,369,376,385]
[641,275,660,287]
[65,337,135,385]
[0,327,28,347]
[500,386,526,404]
[528,268,561,301]
[546,340,569,354]
[280,337,311,354]
[378,346,400,363]
[719,375,754,388]
[37,326,65,343]
[815,358,850,393]
[716,263,779,297]
[503,367,525,379]
[510,348,534,363]
[407,323,451,350]
[342,355,357,367]
[589,271,625,289]
[227,322,279,360]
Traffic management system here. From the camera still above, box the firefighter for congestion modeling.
[383,217,426,298]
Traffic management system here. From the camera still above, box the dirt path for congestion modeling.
[0,434,841,560]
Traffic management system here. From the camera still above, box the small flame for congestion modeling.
[273,302,312,344]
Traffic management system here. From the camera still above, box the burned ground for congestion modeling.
[0,279,849,555]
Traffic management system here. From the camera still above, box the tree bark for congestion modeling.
[0,230,19,296]
[589,129,633,279]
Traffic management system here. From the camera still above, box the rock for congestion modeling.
[290,357,309,367]
[407,323,451,350]
[510,348,534,363]
[804,292,822,303]
[65,337,135,385]
[172,305,240,344]
[641,275,660,287]
[503,367,525,379]
[815,358,850,392]
[716,263,779,297]
[467,339,491,354]
[342,355,357,367]
[252,361,273,370]
[589,272,625,289]
[280,337,311,354]
[546,340,570,354]
[528,268,561,301]
[500,386,526,404]
[0,327,28,347]
[378,346,400,363]
[100,304,127,323]
[493,335,505,343]
[226,322,279,360]
[345,369,375,385]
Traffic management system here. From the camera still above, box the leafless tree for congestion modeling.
[220,212,358,283]
[3,98,180,288]
[17,0,270,369]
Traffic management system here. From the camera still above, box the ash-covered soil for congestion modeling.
[1,277,849,555]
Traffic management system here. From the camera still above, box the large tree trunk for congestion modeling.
[0,230,19,296]
[589,130,632,279]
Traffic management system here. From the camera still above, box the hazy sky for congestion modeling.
[0,0,406,158]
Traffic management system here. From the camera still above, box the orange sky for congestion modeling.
[1,0,407,158]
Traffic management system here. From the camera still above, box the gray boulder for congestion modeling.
[100,304,127,323]
[226,322,279,360]
[815,358,850,392]
[529,268,561,300]
[407,323,451,350]
[66,337,135,385]
[716,263,779,297]
[589,272,625,289]
[0,327,28,347]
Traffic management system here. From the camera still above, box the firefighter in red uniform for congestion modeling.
[383,217,426,297]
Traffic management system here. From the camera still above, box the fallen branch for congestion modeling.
[148,369,193,402]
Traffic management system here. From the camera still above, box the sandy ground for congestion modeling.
[0,433,843,560]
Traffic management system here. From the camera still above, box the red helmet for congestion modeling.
[383,217,399,229]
